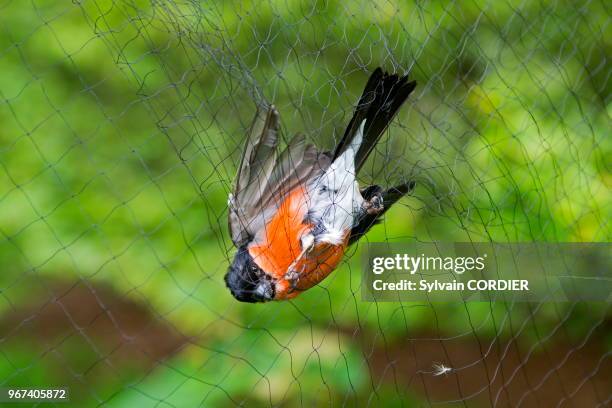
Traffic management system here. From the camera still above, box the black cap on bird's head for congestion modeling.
[225,246,275,303]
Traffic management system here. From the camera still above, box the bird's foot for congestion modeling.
[363,191,384,215]
[284,269,300,291]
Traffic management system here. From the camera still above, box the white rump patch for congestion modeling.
[306,120,366,245]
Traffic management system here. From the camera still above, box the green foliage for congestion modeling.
[0,0,608,406]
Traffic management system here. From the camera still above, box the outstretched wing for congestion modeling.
[229,106,331,247]
[229,106,280,247]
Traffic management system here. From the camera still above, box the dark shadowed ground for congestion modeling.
[1,279,608,407]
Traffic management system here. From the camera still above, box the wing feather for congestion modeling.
[229,106,330,247]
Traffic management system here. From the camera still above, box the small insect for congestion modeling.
[432,362,452,376]
[225,68,417,302]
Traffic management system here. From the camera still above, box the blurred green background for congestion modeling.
[0,0,609,406]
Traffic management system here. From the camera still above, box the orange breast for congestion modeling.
[248,186,312,279]
[248,186,349,299]
[290,240,347,292]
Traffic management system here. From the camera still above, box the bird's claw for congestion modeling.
[364,192,384,215]
[285,270,300,291]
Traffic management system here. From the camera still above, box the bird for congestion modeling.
[225,67,417,302]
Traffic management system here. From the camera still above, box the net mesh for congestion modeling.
[0,0,609,406]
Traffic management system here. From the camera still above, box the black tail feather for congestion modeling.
[348,181,416,245]
[333,68,417,173]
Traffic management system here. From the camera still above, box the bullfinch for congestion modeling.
[225,67,417,302]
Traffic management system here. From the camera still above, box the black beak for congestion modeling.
[225,246,275,302]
